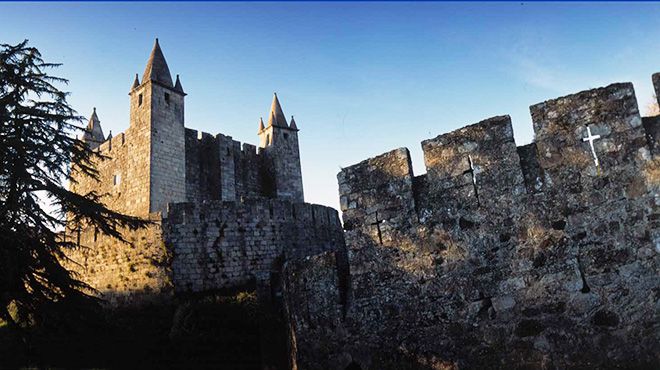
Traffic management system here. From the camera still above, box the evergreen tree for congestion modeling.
[0,40,148,329]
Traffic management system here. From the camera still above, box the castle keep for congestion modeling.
[67,40,344,303]
[67,40,659,369]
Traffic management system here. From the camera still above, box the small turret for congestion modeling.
[258,117,265,133]
[131,74,140,90]
[289,115,298,130]
[256,93,304,202]
[174,74,185,95]
[81,107,105,149]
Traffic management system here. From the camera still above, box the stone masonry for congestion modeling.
[282,81,659,369]
[65,39,659,369]
[166,199,343,293]
[65,40,342,304]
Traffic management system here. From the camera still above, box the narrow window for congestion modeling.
[266,134,271,145]
[138,94,143,106]
[93,227,98,242]
[113,174,121,186]
[165,92,170,105]
[284,133,289,140]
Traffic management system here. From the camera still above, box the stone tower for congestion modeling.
[258,93,304,202]
[128,39,186,215]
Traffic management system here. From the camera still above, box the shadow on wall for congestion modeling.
[283,98,660,370]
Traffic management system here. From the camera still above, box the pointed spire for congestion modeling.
[90,107,99,123]
[107,130,113,140]
[258,117,265,133]
[174,74,184,94]
[131,73,140,89]
[267,92,288,127]
[142,38,173,87]
[82,108,105,148]
[289,115,298,130]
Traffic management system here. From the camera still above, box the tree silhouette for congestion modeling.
[0,40,148,329]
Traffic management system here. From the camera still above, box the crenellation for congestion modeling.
[65,39,660,369]
[66,39,333,309]
[517,142,544,194]
[283,77,660,370]
[643,115,660,155]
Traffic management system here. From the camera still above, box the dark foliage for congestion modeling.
[0,40,149,329]
[0,293,264,369]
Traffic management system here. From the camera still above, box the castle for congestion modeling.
[76,38,304,215]
[67,40,659,369]
[66,39,344,301]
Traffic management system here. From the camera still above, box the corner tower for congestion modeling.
[258,93,304,202]
[128,39,186,214]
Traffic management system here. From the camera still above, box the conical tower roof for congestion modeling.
[289,115,298,130]
[258,117,265,133]
[174,74,185,94]
[82,108,105,147]
[142,38,173,87]
[131,73,140,89]
[267,93,288,128]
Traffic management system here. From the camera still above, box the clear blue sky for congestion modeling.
[2,2,660,210]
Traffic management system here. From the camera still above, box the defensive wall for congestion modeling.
[282,79,660,369]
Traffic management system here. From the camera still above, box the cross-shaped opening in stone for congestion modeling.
[582,125,602,167]
[369,211,383,245]
[463,155,480,206]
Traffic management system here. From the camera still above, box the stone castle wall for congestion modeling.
[184,129,265,204]
[62,216,173,306]
[64,198,345,304]
[282,81,659,369]
[164,199,344,293]
[70,127,150,217]
[67,102,318,305]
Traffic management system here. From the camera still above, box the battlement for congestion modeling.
[94,131,127,153]
[285,76,660,369]
[183,127,274,203]
[339,80,656,229]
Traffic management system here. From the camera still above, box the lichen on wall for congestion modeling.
[283,81,660,369]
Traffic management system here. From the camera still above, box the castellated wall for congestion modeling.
[282,81,659,369]
[164,199,344,293]
[184,129,264,203]
[69,125,151,217]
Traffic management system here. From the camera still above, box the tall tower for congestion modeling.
[257,93,304,202]
[128,39,186,215]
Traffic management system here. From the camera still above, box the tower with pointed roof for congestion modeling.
[128,38,187,214]
[82,107,105,149]
[258,93,304,202]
